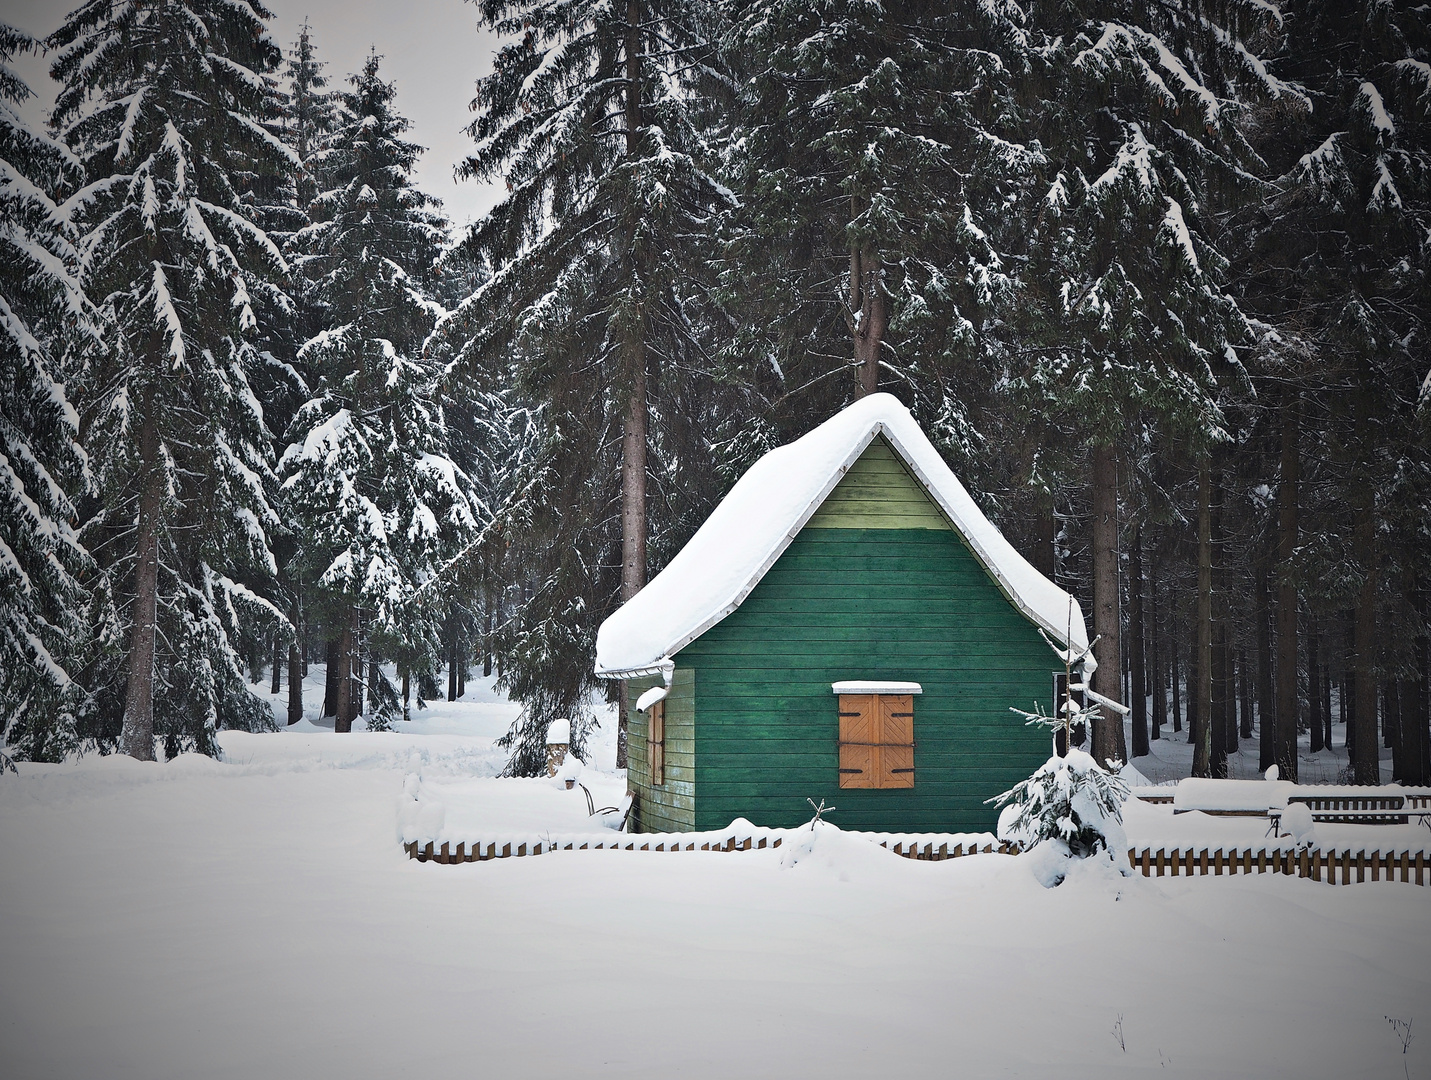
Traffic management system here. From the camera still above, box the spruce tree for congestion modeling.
[721,0,1036,426]
[282,52,475,731]
[49,0,294,759]
[0,24,102,759]
[433,0,736,768]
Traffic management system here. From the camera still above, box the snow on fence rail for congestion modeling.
[401,829,1009,864]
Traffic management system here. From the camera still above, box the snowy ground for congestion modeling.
[2,673,1429,1079]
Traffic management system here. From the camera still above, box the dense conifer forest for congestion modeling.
[2,0,1427,783]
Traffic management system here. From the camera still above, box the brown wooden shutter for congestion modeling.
[837,694,875,788]
[877,694,915,788]
[649,699,665,786]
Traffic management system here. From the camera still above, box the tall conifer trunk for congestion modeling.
[1150,559,1163,740]
[615,0,649,770]
[1351,390,1380,784]
[1276,397,1300,780]
[851,239,886,397]
[1257,564,1274,771]
[121,411,162,761]
[1193,463,1213,777]
[334,608,356,733]
[1129,522,1148,759]
[1090,444,1125,766]
[287,641,303,725]
[1210,467,1227,777]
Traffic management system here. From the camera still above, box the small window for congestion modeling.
[837,694,915,789]
[648,699,665,786]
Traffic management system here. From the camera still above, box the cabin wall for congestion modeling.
[678,527,1056,833]
[624,668,696,833]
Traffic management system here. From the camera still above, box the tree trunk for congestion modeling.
[1411,592,1430,786]
[1239,649,1252,742]
[1090,444,1125,767]
[1150,560,1163,741]
[1193,463,1213,777]
[120,414,163,762]
[851,235,887,398]
[1033,489,1056,581]
[1257,564,1274,772]
[402,667,411,722]
[323,636,339,717]
[271,633,282,694]
[1171,625,1182,734]
[1308,621,1323,753]
[1275,398,1300,781]
[334,608,356,733]
[1387,681,1403,781]
[1129,522,1148,759]
[1211,468,1229,775]
[447,624,458,703]
[1351,401,1379,785]
[287,641,303,725]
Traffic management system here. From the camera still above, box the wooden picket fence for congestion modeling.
[1127,845,1431,886]
[404,833,1428,885]
[402,833,1016,864]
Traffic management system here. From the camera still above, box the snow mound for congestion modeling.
[594,393,1089,676]
[779,820,906,881]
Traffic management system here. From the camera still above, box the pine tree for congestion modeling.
[721,0,1037,427]
[282,52,475,731]
[0,24,103,760]
[283,20,338,213]
[432,0,736,769]
[49,0,295,759]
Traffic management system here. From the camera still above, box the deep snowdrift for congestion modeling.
[3,706,1428,1080]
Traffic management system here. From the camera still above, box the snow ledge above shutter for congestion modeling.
[831,681,923,695]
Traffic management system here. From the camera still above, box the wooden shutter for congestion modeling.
[837,695,875,788]
[649,699,665,786]
[877,695,915,788]
[838,694,915,789]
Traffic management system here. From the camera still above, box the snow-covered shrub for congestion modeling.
[990,750,1131,879]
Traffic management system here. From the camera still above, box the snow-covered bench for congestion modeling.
[1267,794,1410,836]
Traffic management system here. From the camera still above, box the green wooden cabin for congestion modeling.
[594,394,1090,835]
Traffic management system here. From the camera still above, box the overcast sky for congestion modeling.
[6,0,506,235]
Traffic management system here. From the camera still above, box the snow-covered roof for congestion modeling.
[594,394,1089,677]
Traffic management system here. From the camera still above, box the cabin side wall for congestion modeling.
[624,667,696,833]
[679,524,1057,834]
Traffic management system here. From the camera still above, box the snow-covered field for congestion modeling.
[2,674,1428,1080]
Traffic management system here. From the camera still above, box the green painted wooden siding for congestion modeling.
[677,528,1056,833]
[623,667,696,833]
[805,436,950,530]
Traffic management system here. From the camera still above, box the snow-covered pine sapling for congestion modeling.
[987,608,1131,880]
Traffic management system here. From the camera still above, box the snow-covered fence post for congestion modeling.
[546,718,571,777]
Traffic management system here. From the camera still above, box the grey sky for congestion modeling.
[5,0,505,235]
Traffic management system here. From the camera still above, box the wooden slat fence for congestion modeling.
[404,835,1427,884]
[1127,846,1430,885]
[402,834,1016,864]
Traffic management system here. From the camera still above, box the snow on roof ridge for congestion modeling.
[594,393,1089,676]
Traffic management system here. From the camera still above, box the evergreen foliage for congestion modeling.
[48,0,294,758]
[282,53,475,729]
[0,24,102,759]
